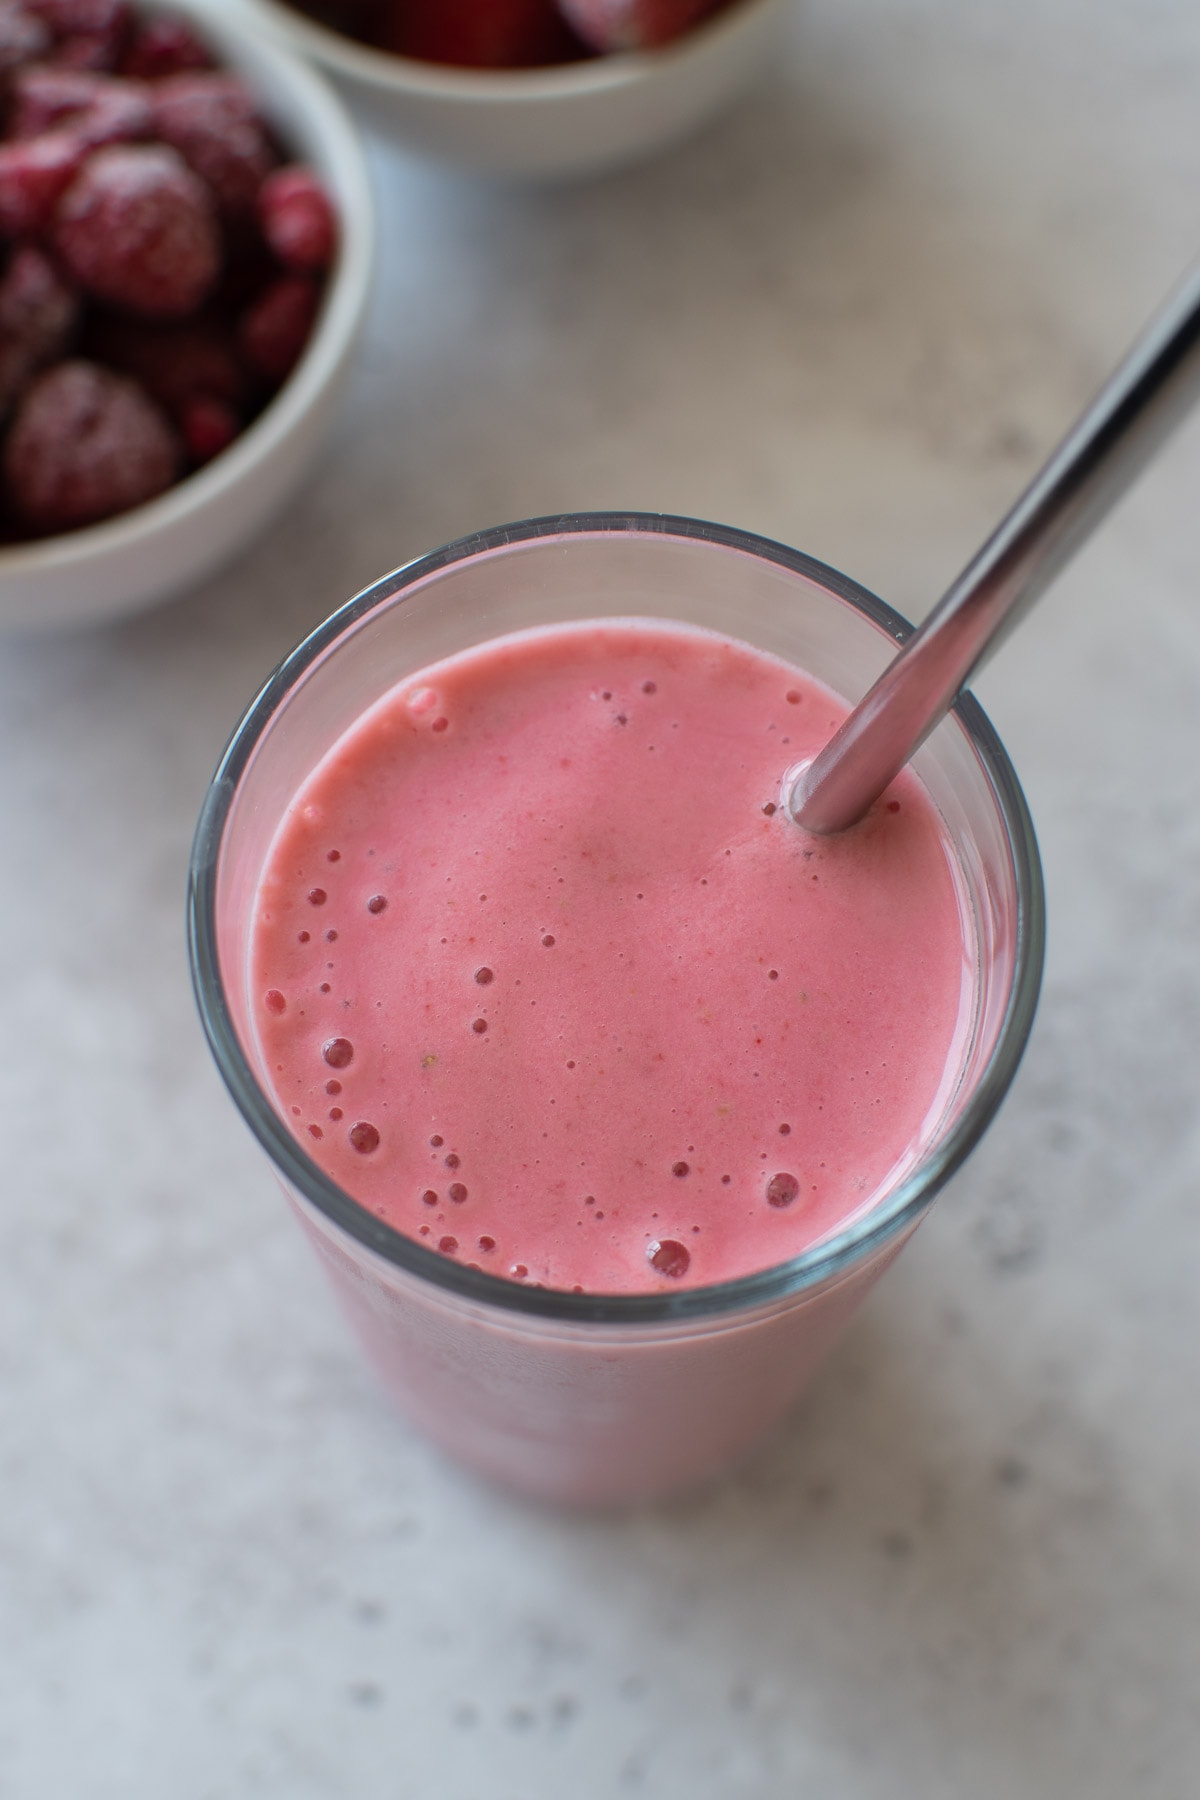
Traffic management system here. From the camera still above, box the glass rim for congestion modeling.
[187,510,1045,1328]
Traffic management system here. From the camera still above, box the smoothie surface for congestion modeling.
[250,619,971,1292]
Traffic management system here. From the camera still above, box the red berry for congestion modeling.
[381,0,589,66]
[257,164,336,272]
[22,0,128,37]
[10,66,151,145]
[54,142,221,318]
[556,0,726,51]
[2,357,180,532]
[0,3,52,72]
[118,15,211,78]
[0,243,80,416]
[238,273,319,384]
[0,130,85,234]
[151,71,277,217]
[180,393,237,463]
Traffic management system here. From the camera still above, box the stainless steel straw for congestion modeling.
[789,260,1200,834]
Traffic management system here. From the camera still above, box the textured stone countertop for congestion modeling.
[4,2,1199,1795]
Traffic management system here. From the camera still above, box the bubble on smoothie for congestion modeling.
[786,690,801,704]
[367,894,388,914]
[325,1079,342,1095]
[421,1189,437,1206]
[779,1123,791,1135]
[329,1107,343,1121]
[298,930,310,943]
[768,969,778,980]
[648,1239,690,1279]
[511,1263,529,1279]
[478,1235,496,1252]
[430,1134,443,1147]
[474,967,494,985]
[431,718,449,734]
[766,1171,799,1208]
[541,935,555,948]
[323,1037,353,1068]
[471,1018,488,1035]
[308,1123,323,1139]
[672,1161,689,1178]
[264,989,286,1014]
[319,983,331,995]
[444,1152,460,1170]
[642,680,657,694]
[438,1236,458,1255]
[887,800,901,814]
[448,1182,468,1203]
[349,1121,380,1154]
[762,802,777,816]
[326,849,341,863]
[308,888,327,907]
[405,685,439,717]
[325,930,338,943]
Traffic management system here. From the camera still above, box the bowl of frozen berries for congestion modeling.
[241,0,784,180]
[0,0,373,631]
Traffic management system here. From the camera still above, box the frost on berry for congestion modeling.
[54,143,220,318]
[0,243,80,417]
[9,65,151,145]
[238,274,319,384]
[25,0,131,67]
[119,14,211,79]
[0,3,52,73]
[2,357,180,532]
[258,164,337,273]
[151,71,277,217]
[0,130,85,235]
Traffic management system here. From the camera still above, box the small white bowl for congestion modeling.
[241,0,784,180]
[0,0,374,633]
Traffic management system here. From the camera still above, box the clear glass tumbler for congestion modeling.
[188,514,1044,1505]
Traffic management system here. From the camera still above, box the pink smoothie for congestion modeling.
[249,619,970,1295]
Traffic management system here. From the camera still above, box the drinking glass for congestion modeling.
[188,514,1044,1505]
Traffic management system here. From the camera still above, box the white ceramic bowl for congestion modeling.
[241,0,784,180]
[0,0,374,633]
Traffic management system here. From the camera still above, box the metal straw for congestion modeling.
[789,259,1200,834]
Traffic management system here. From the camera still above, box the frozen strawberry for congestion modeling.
[382,0,588,66]
[257,164,336,273]
[238,273,318,384]
[9,65,151,143]
[0,129,85,234]
[119,14,210,78]
[180,392,237,462]
[556,0,726,51]
[151,71,277,217]
[0,242,79,414]
[54,142,220,317]
[2,356,180,531]
[0,3,51,73]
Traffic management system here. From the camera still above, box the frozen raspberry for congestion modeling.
[54,143,220,318]
[556,0,726,51]
[0,3,52,73]
[238,273,318,383]
[118,14,211,78]
[22,0,128,38]
[10,66,151,145]
[0,130,85,234]
[2,357,180,532]
[151,71,277,217]
[0,243,79,415]
[380,0,589,66]
[180,393,237,463]
[257,164,336,272]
